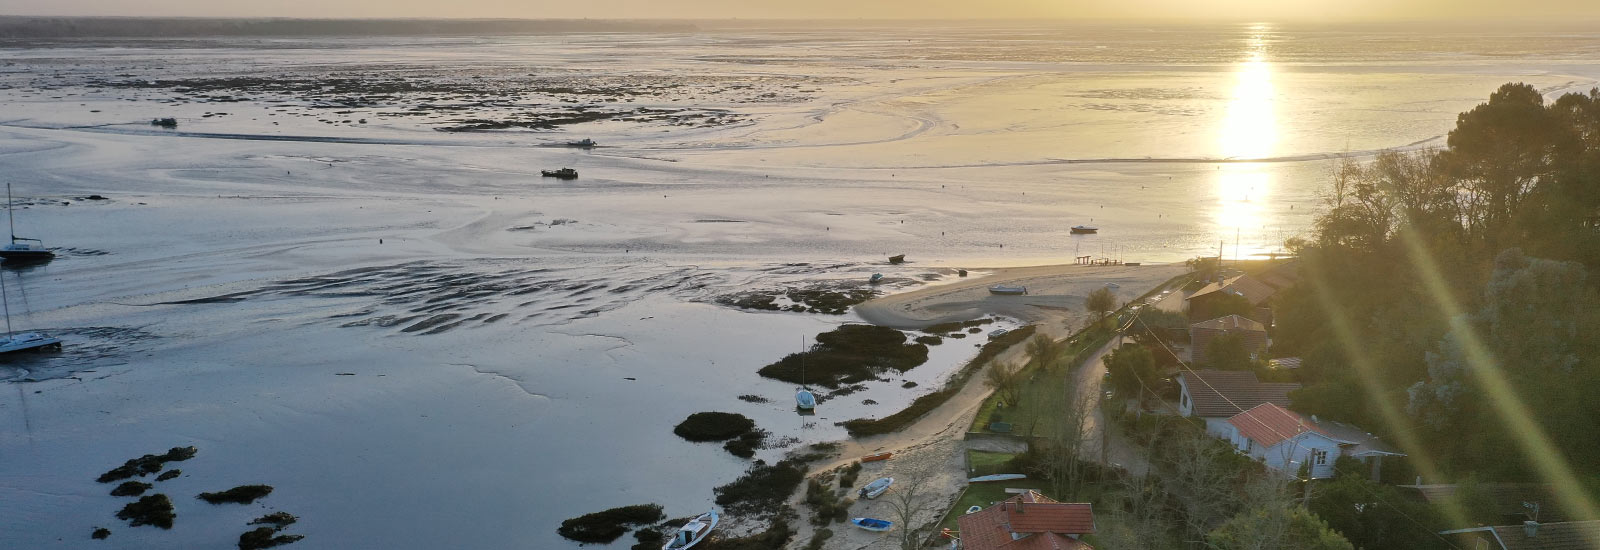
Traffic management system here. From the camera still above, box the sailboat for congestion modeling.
[796,335,817,411]
[0,269,60,353]
[0,184,53,261]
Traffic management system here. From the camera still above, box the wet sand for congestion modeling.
[855,264,1188,329]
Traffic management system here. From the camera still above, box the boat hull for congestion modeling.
[0,250,52,261]
[0,333,61,353]
[850,518,893,532]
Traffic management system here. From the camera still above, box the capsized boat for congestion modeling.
[858,477,893,499]
[988,285,1027,296]
[1070,225,1098,234]
[796,388,817,410]
[860,452,892,462]
[967,473,1027,483]
[0,184,53,262]
[850,517,893,532]
[662,510,718,550]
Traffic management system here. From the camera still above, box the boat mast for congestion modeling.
[6,182,14,245]
[0,269,12,338]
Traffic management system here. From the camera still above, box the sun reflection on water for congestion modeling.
[1214,26,1278,258]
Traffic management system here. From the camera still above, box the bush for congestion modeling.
[673,412,756,442]
[723,429,769,458]
[249,512,298,529]
[915,335,942,346]
[803,528,834,550]
[155,469,181,482]
[97,447,198,483]
[758,325,929,387]
[116,494,175,529]
[238,527,304,550]
[91,527,110,540]
[557,504,666,543]
[198,485,274,505]
[839,462,863,488]
[699,518,794,550]
[714,460,807,516]
[111,481,152,497]
[631,528,665,550]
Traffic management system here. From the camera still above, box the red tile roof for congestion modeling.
[957,491,1096,550]
[1228,403,1330,447]
[1180,369,1300,418]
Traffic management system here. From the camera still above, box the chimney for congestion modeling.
[1524,521,1540,538]
[1016,499,1025,514]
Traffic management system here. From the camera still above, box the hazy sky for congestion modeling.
[4,0,1599,21]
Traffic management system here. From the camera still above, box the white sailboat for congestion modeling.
[0,269,60,353]
[0,184,53,261]
[796,335,816,410]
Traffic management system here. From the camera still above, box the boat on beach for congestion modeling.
[1070,225,1098,234]
[0,184,54,262]
[888,254,905,264]
[869,273,884,284]
[662,510,718,550]
[860,452,892,462]
[541,168,579,180]
[567,138,596,147]
[988,285,1027,295]
[850,517,893,532]
[859,477,894,499]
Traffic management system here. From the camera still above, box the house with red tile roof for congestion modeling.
[1224,402,1405,479]
[956,490,1095,550]
[1176,369,1299,439]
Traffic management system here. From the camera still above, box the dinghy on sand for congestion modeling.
[859,477,893,499]
[851,517,893,532]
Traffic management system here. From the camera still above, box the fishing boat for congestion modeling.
[967,473,1027,483]
[858,477,893,499]
[850,518,893,532]
[567,138,596,147]
[988,285,1026,296]
[541,168,579,180]
[1070,225,1098,234]
[888,254,905,264]
[860,452,892,462]
[0,184,53,262]
[662,510,718,550]
[869,273,884,284]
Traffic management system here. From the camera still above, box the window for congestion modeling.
[1313,449,1328,465]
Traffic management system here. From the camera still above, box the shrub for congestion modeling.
[97,447,198,483]
[116,494,175,529]
[91,527,110,540]
[557,504,666,543]
[631,528,665,550]
[674,412,756,442]
[198,485,274,505]
[803,528,834,550]
[155,469,181,482]
[111,481,152,497]
[714,460,807,516]
[758,325,929,387]
[238,527,304,550]
[723,429,769,458]
[838,462,862,488]
[249,512,298,529]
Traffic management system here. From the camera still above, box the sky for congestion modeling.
[3,0,1599,21]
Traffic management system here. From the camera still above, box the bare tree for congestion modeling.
[1033,375,1093,499]
[1162,428,1248,539]
[984,361,1023,407]
[884,476,937,550]
[1026,334,1059,371]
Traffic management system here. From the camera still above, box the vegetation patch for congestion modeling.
[723,429,770,459]
[838,462,863,488]
[922,318,994,334]
[630,528,665,550]
[673,412,756,441]
[758,324,929,388]
[915,335,942,346]
[249,512,298,529]
[802,478,851,527]
[238,527,304,550]
[111,481,152,497]
[97,446,198,483]
[842,326,1036,436]
[92,527,110,540]
[155,469,181,482]
[116,494,175,529]
[198,485,274,505]
[557,504,665,544]
[699,517,794,550]
[714,459,808,517]
[736,394,769,403]
[716,285,878,315]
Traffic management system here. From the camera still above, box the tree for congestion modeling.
[883,476,937,550]
[1198,292,1256,322]
[1309,467,1447,550]
[1104,343,1157,400]
[1209,506,1355,550]
[1026,334,1061,371]
[1086,287,1117,321]
[1036,377,1094,499]
[984,361,1023,407]
[1205,333,1256,371]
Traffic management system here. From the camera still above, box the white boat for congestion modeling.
[988,285,1027,295]
[796,388,816,410]
[987,328,1009,339]
[1070,225,1098,234]
[1105,282,1120,289]
[0,184,53,262]
[0,268,60,354]
[858,477,893,499]
[662,510,718,550]
[850,517,893,532]
[967,473,1027,482]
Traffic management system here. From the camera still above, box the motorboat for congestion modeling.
[860,452,892,462]
[0,184,53,262]
[541,168,579,180]
[988,285,1026,296]
[662,510,718,550]
[1070,225,1098,234]
[858,477,893,499]
[0,331,60,354]
[850,518,893,532]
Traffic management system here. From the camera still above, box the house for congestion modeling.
[1185,273,1277,323]
[1404,483,1566,525]
[956,490,1095,550]
[1443,520,1600,550]
[1189,315,1269,366]
[1222,403,1405,479]
[1176,369,1299,438]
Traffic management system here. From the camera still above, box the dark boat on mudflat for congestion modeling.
[541,168,578,180]
[888,254,905,264]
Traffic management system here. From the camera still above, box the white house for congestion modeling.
[1222,402,1405,480]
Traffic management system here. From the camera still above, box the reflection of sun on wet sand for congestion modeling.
[855,263,1189,329]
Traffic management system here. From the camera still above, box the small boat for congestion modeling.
[1125,262,1141,266]
[0,184,53,262]
[965,505,983,514]
[988,285,1027,296]
[662,510,719,550]
[850,517,893,532]
[957,269,968,277]
[0,332,60,353]
[150,117,177,128]
[987,328,1009,339]
[796,388,816,410]
[967,473,1027,482]
[566,138,596,147]
[869,273,884,284]
[1106,282,1120,289]
[1070,225,1098,234]
[541,168,579,180]
[858,477,893,499]
[888,254,905,264]
[860,452,892,462]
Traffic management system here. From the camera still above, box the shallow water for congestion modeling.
[1,22,1598,549]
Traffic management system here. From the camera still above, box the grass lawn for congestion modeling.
[935,479,1056,532]
[966,450,1015,472]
